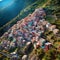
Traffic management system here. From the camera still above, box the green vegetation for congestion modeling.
[29,48,60,60]
[0,0,60,60]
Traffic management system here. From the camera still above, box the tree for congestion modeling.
[35,48,45,60]
[43,48,56,60]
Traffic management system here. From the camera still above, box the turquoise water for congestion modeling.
[0,0,36,27]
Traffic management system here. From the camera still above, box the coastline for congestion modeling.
[0,0,49,36]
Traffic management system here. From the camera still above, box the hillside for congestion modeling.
[0,0,60,60]
[0,0,60,37]
[0,0,50,36]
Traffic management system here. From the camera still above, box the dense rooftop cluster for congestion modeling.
[0,8,59,59]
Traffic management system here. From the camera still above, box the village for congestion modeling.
[0,8,60,60]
